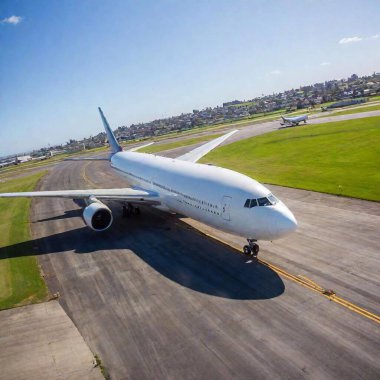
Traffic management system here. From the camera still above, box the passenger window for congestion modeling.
[249,199,257,208]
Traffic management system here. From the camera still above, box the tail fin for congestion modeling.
[98,107,122,153]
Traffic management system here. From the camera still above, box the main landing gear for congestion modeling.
[243,239,259,258]
[122,203,140,217]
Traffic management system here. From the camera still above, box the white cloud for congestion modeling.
[339,36,362,44]
[367,34,379,40]
[320,62,330,66]
[270,70,281,75]
[1,15,22,25]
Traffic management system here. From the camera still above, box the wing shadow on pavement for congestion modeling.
[0,206,285,301]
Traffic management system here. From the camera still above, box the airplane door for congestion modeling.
[221,196,232,221]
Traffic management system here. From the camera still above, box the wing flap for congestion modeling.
[176,130,238,163]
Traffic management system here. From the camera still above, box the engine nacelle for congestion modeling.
[83,201,113,231]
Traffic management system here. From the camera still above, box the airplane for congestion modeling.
[0,108,297,257]
[280,114,308,126]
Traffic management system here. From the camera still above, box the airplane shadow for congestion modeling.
[36,209,83,222]
[1,207,285,301]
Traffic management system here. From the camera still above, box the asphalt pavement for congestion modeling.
[21,156,380,380]
[1,109,379,379]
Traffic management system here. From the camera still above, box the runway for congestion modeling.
[24,154,380,379]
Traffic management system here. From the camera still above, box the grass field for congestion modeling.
[0,172,48,310]
[139,133,224,153]
[201,116,380,201]
[322,104,380,118]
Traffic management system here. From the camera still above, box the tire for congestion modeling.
[132,207,140,216]
[252,243,259,256]
[243,245,252,255]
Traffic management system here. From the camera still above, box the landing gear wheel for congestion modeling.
[131,207,140,216]
[122,205,129,218]
[123,203,140,217]
[246,239,260,258]
[243,245,252,255]
[251,243,259,257]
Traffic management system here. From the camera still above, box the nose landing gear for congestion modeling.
[243,239,259,257]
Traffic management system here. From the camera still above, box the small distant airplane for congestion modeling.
[0,108,297,257]
[280,114,308,126]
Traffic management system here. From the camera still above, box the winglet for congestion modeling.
[98,107,122,153]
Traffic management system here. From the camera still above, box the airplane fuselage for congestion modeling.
[111,152,297,241]
[281,114,308,126]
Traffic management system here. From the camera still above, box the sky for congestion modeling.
[0,0,379,156]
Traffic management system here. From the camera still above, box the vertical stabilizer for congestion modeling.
[98,107,122,153]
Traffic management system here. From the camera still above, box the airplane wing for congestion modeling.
[64,157,109,161]
[176,130,238,163]
[127,142,154,152]
[0,188,159,203]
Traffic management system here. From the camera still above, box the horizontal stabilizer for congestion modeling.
[176,130,238,163]
[127,142,154,152]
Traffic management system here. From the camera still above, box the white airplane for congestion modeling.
[0,108,297,257]
[281,114,308,126]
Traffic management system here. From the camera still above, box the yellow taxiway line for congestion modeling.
[80,162,380,325]
[258,259,380,324]
[81,161,99,188]
[196,229,380,325]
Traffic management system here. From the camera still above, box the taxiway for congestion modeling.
[24,155,380,379]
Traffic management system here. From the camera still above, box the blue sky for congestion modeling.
[0,0,379,155]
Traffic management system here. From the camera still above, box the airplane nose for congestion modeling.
[271,204,298,238]
[279,210,298,235]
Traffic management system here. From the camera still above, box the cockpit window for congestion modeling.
[258,197,272,206]
[268,194,279,205]
[244,199,258,208]
[245,195,277,208]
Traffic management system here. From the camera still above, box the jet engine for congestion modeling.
[83,200,113,231]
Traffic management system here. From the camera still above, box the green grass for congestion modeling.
[0,172,48,310]
[200,116,380,201]
[139,133,224,153]
[321,104,380,118]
